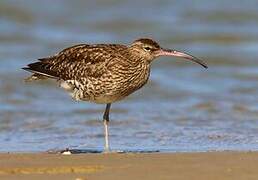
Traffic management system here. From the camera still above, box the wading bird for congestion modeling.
[23,38,207,152]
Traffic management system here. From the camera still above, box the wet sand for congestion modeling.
[0,152,257,180]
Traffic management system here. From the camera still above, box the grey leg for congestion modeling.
[103,103,111,152]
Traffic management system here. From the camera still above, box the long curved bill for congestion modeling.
[155,49,208,69]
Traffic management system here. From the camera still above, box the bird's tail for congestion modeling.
[22,60,59,82]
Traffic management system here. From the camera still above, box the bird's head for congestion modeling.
[130,38,207,68]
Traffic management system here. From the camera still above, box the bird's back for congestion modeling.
[23,43,129,81]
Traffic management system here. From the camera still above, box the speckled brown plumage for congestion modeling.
[23,38,207,152]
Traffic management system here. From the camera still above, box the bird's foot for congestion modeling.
[103,147,111,153]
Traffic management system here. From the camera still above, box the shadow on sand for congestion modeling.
[47,148,160,154]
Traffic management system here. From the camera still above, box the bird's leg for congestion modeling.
[103,103,111,152]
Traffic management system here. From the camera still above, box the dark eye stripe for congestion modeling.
[144,47,151,51]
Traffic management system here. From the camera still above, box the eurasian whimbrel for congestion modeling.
[23,38,207,152]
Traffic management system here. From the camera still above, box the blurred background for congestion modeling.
[0,0,258,152]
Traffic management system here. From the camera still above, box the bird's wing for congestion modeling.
[23,44,127,80]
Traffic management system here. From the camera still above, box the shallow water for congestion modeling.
[0,0,258,152]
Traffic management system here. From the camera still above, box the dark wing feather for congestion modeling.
[22,62,59,78]
[23,44,127,81]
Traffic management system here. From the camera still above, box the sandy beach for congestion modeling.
[0,151,257,180]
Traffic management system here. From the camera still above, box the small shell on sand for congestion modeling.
[62,151,72,155]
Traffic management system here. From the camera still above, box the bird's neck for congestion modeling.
[121,56,151,89]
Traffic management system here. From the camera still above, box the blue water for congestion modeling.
[0,0,258,152]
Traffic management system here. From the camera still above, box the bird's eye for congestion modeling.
[143,46,151,51]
